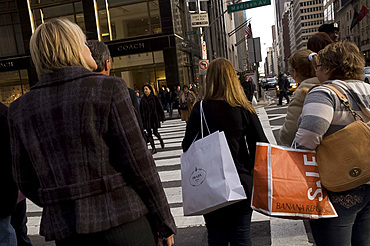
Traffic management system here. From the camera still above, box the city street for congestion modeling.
[26,94,315,246]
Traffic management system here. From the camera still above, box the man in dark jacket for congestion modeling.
[277,73,290,105]
[0,103,18,246]
[241,75,255,101]
[173,85,182,117]
[87,40,144,135]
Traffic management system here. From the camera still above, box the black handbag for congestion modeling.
[179,102,188,110]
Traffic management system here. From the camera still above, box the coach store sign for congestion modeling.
[117,42,145,52]
[110,40,149,56]
[109,36,171,57]
[0,57,30,72]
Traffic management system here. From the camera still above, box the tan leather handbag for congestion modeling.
[316,85,370,192]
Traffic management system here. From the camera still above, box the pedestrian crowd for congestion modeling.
[1,18,369,246]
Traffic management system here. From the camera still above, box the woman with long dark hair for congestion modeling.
[140,84,165,154]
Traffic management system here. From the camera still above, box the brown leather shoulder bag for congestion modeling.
[316,85,370,192]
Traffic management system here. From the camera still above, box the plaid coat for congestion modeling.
[8,66,176,241]
[0,103,18,217]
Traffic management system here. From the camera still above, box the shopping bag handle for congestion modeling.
[200,101,210,138]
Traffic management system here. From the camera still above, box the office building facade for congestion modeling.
[0,0,202,106]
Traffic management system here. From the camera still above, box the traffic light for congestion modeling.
[188,0,197,13]
[199,0,208,12]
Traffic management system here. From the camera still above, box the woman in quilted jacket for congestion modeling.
[279,49,320,146]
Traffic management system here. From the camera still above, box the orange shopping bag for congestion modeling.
[251,143,337,219]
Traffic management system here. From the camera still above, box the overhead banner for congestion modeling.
[247,37,262,63]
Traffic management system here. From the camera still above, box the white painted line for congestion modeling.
[164,187,183,204]
[26,199,42,212]
[153,149,183,158]
[159,170,181,182]
[256,107,277,145]
[171,207,205,228]
[155,157,181,167]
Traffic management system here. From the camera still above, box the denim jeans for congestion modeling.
[0,216,17,246]
[11,200,32,246]
[204,210,252,246]
[309,185,370,246]
[55,216,155,246]
[166,103,173,117]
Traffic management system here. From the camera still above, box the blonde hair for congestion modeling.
[318,41,365,80]
[204,58,255,114]
[30,18,92,77]
[288,49,316,81]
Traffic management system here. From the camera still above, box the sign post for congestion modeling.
[227,0,271,13]
[201,41,207,60]
[191,13,209,28]
[199,60,209,75]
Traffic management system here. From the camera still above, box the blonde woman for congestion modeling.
[8,19,175,245]
[182,58,268,246]
[293,41,370,246]
[279,49,320,146]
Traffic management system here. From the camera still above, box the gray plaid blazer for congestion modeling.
[8,66,176,241]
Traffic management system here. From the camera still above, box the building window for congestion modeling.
[30,1,85,32]
[0,1,26,57]
[110,51,165,92]
[97,0,161,42]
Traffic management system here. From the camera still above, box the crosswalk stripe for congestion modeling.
[155,157,180,167]
[158,170,181,182]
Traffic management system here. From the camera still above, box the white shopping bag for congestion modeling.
[181,101,247,216]
[252,95,258,106]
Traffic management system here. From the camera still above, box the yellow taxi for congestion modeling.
[276,77,298,96]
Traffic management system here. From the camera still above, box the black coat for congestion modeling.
[140,93,165,130]
[182,100,268,214]
[165,91,174,104]
[241,80,254,101]
[0,103,18,218]
[278,76,289,92]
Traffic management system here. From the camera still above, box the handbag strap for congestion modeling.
[200,101,210,138]
[322,85,364,122]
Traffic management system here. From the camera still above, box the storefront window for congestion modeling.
[0,70,29,106]
[31,1,84,32]
[97,0,161,42]
[111,51,165,93]
[0,2,25,57]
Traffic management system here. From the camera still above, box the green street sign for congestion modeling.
[186,30,197,35]
[227,0,271,13]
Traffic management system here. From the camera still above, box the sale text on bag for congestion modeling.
[252,143,337,219]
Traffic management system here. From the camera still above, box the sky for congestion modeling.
[243,1,275,73]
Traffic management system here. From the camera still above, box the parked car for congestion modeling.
[262,77,277,89]
[364,66,370,84]
[276,77,298,95]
